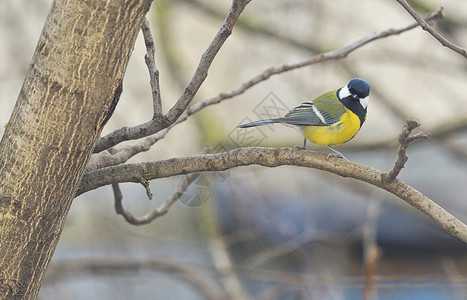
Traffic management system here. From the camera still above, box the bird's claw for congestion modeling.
[326,152,346,160]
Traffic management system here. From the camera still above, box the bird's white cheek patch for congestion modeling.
[339,86,351,99]
[359,96,369,109]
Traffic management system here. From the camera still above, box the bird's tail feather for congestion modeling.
[238,119,279,128]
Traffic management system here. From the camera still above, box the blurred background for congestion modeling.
[1,0,467,299]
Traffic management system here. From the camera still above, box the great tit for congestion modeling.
[238,78,370,158]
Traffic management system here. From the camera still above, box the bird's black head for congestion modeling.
[338,78,370,127]
[347,78,370,99]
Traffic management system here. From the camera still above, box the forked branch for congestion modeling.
[396,1,467,58]
[94,0,251,153]
[384,119,431,182]
[87,8,444,167]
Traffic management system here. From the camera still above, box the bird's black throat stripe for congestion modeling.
[338,89,367,127]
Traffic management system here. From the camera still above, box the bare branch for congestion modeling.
[186,7,444,115]
[384,119,431,182]
[89,9,445,170]
[94,0,251,153]
[112,173,199,226]
[142,18,163,117]
[86,128,170,172]
[92,7,442,155]
[86,109,467,172]
[164,0,250,122]
[395,1,467,58]
[180,1,453,123]
[89,7,441,163]
[78,147,467,243]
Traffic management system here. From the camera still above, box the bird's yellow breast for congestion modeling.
[301,108,362,146]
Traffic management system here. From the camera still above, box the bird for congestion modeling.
[238,78,370,159]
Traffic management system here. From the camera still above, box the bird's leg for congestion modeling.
[326,146,345,159]
[295,138,307,150]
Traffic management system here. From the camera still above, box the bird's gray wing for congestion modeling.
[279,102,326,126]
[280,92,345,126]
[279,94,345,126]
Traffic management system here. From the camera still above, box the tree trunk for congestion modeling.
[0,0,152,298]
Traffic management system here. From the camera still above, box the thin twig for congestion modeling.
[178,0,442,123]
[92,7,442,155]
[89,9,445,170]
[138,177,153,200]
[186,7,444,115]
[94,0,251,153]
[384,119,431,182]
[113,173,199,226]
[79,146,467,243]
[141,18,163,117]
[395,1,467,58]
[164,0,250,123]
[85,128,170,172]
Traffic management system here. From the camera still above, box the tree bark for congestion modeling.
[0,0,152,298]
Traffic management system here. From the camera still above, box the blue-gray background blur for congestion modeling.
[1,0,466,299]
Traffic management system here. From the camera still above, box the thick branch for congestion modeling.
[395,1,467,58]
[78,147,467,243]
